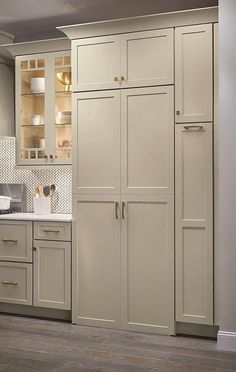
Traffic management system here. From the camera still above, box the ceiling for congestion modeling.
[0,0,218,42]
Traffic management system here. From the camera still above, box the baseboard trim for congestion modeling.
[217,331,236,352]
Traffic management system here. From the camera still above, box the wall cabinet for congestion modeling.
[73,195,174,334]
[72,28,173,91]
[16,50,72,165]
[175,24,213,123]
[73,86,174,195]
[0,61,14,137]
[175,123,213,325]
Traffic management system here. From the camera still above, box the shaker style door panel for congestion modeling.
[175,24,213,122]
[72,195,121,328]
[72,36,120,91]
[121,195,174,335]
[0,221,32,263]
[121,86,174,195]
[121,28,174,88]
[33,240,71,310]
[73,91,120,194]
[175,124,213,324]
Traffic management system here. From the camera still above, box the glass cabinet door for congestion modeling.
[19,56,46,162]
[54,53,72,163]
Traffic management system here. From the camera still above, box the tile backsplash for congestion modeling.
[0,137,72,213]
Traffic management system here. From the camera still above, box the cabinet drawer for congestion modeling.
[34,222,71,242]
[0,262,32,305]
[0,221,32,262]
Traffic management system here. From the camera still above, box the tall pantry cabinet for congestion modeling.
[72,28,175,335]
[59,7,217,336]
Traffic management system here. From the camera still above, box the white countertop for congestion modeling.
[0,213,72,222]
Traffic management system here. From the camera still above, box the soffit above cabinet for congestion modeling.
[2,37,70,58]
[58,7,218,40]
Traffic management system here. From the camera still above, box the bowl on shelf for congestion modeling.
[56,111,71,124]
[31,77,45,94]
[56,72,71,92]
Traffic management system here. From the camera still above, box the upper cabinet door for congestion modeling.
[121,86,174,195]
[175,24,213,123]
[120,29,174,88]
[73,90,121,195]
[72,35,121,91]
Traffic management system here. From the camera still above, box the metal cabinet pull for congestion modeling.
[183,125,204,131]
[44,154,48,159]
[176,110,181,115]
[114,76,119,82]
[2,239,18,243]
[43,229,60,233]
[115,202,119,219]
[122,202,126,219]
[2,281,18,285]
[50,154,53,159]
[120,76,125,81]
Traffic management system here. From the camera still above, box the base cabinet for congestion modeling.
[73,195,174,334]
[175,123,213,325]
[33,240,71,310]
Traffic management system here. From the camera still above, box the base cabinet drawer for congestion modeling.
[0,221,32,262]
[34,222,71,242]
[0,262,32,305]
[33,240,71,310]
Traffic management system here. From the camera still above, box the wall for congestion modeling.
[218,0,236,351]
[0,137,72,213]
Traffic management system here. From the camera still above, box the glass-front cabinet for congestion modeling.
[16,50,72,165]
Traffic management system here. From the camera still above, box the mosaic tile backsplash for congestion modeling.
[0,137,72,213]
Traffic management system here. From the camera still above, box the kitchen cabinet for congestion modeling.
[0,61,14,137]
[73,195,121,328]
[73,195,174,334]
[73,86,174,195]
[0,262,32,305]
[33,240,71,310]
[121,195,174,334]
[15,50,72,165]
[0,218,71,312]
[175,24,213,123]
[72,28,173,92]
[175,123,213,325]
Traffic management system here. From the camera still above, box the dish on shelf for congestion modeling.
[56,111,71,124]
[31,77,45,93]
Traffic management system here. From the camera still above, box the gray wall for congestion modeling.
[219,0,236,335]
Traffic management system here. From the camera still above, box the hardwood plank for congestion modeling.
[0,315,235,372]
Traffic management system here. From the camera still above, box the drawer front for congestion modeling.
[0,262,32,305]
[0,221,32,262]
[34,222,71,242]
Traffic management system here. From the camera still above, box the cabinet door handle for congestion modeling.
[120,76,125,81]
[50,154,53,159]
[44,154,48,159]
[114,76,119,82]
[2,239,18,243]
[115,202,119,219]
[2,281,18,285]
[122,202,126,219]
[176,110,181,115]
[183,125,204,131]
[43,229,60,233]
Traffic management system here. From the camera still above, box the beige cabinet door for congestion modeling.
[121,86,174,195]
[72,195,121,328]
[33,240,71,310]
[121,195,174,335]
[175,24,213,123]
[120,29,174,88]
[73,90,120,194]
[72,35,120,91]
[175,124,213,324]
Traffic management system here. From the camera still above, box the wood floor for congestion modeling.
[0,315,235,371]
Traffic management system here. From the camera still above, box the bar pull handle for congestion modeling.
[122,202,126,219]
[43,229,60,233]
[2,281,18,285]
[2,239,18,243]
[183,125,203,130]
[115,202,119,220]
